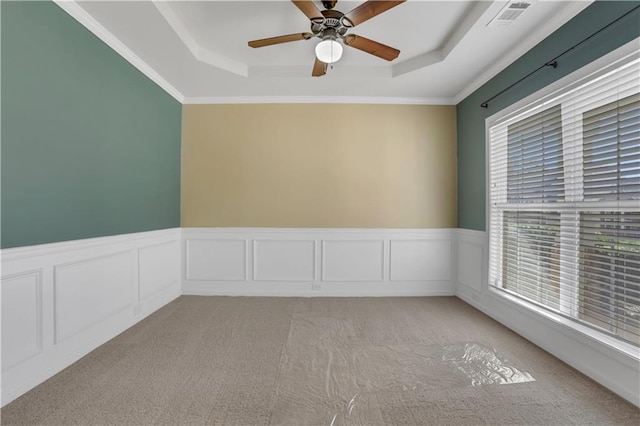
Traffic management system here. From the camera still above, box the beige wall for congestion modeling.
[181,104,457,228]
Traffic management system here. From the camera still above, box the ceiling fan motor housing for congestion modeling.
[311,9,350,39]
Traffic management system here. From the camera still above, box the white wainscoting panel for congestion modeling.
[4,226,636,409]
[186,239,246,281]
[54,252,133,343]
[390,240,450,281]
[322,240,384,282]
[139,240,180,301]
[182,228,456,297]
[457,238,484,292]
[1,271,42,372]
[254,240,315,281]
[1,228,181,406]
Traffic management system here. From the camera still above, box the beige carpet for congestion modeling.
[2,296,638,425]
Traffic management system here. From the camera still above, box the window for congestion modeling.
[488,54,640,346]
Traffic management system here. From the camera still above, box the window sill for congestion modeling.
[487,286,640,362]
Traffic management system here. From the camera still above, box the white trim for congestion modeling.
[458,287,640,407]
[181,227,455,238]
[453,1,593,104]
[1,228,182,406]
[183,281,455,298]
[484,39,640,334]
[182,96,456,105]
[489,286,640,360]
[456,227,487,240]
[4,225,638,408]
[182,227,456,297]
[455,229,640,407]
[53,0,185,103]
[1,228,182,262]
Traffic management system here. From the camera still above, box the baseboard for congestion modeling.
[182,281,455,297]
[454,229,640,407]
[1,228,182,406]
[181,227,457,298]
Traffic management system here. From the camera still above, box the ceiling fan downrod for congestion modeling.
[322,1,338,10]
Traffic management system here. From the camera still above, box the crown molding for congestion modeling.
[182,96,456,105]
[452,0,593,105]
[54,0,185,103]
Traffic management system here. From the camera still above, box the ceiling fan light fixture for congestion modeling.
[315,39,343,64]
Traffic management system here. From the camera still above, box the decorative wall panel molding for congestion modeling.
[456,230,486,292]
[182,228,456,297]
[0,228,181,406]
[185,239,246,281]
[321,240,385,282]
[138,240,181,301]
[390,239,451,282]
[54,252,133,343]
[253,240,316,282]
[1,271,43,372]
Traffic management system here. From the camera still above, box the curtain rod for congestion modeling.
[480,5,640,109]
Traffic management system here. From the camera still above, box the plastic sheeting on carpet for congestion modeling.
[270,313,535,426]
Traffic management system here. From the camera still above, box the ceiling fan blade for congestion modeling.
[343,0,405,27]
[248,33,313,48]
[343,34,400,61]
[312,57,328,77]
[291,0,324,21]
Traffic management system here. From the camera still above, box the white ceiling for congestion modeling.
[60,0,592,103]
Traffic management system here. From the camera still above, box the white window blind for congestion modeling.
[489,54,640,346]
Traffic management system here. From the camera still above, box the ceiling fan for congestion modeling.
[248,0,406,77]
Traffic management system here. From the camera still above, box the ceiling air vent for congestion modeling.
[487,1,533,27]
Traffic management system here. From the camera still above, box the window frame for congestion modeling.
[484,39,640,356]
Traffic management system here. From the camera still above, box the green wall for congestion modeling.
[456,1,640,231]
[1,1,181,248]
